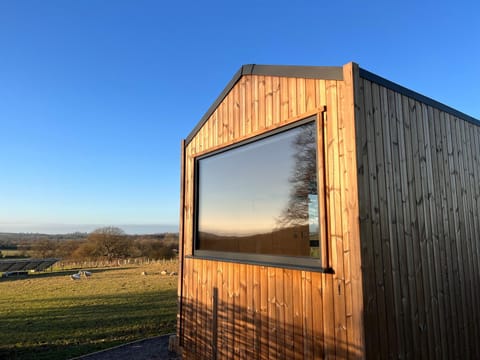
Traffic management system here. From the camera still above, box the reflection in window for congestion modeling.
[196,120,320,260]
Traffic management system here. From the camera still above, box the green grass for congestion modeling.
[0,261,178,360]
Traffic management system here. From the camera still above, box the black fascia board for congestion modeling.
[359,67,480,126]
[185,64,344,144]
[247,64,344,80]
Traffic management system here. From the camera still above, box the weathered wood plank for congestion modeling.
[199,260,206,357]
[244,76,252,136]
[408,98,429,359]
[283,270,294,360]
[317,79,327,108]
[430,108,449,359]
[399,94,420,359]
[204,260,213,358]
[274,268,286,360]
[288,77,297,119]
[193,261,200,356]
[292,270,304,360]
[365,80,389,358]
[239,76,247,138]
[239,265,248,358]
[450,114,470,358]
[419,104,438,358]
[251,76,259,133]
[266,267,276,359]
[297,78,306,115]
[413,100,434,358]
[183,152,193,256]
[233,262,241,357]
[339,64,362,358]
[251,266,261,359]
[305,78,316,112]
[265,76,273,128]
[425,105,447,359]
[302,271,314,358]
[355,78,378,358]
[259,266,269,359]
[280,77,289,122]
[232,83,240,140]
[220,100,227,145]
[182,260,191,352]
[258,76,266,131]
[391,91,414,357]
[470,123,480,358]
[226,263,235,359]
[272,77,281,126]
[327,79,348,358]
[212,109,219,148]
[438,111,458,357]
[346,64,365,359]
[227,90,234,141]
[384,88,407,358]
[216,262,227,359]
[374,83,398,357]
[465,121,479,356]
[310,272,323,359]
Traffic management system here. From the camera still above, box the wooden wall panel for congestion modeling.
[187,75,331,158]
[180,66,365,359]
[356,76,480,359]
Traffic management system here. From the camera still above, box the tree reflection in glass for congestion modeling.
[275,122,320,257]
[196,120,320,259]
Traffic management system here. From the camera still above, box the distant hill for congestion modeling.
[0,231,179,250]
[0,232,88,243]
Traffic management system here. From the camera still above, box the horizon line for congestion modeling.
[0,223,179,235]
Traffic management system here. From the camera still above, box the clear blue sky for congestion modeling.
[0,0,478,234]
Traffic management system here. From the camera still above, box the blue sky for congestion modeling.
[0,0,478,234]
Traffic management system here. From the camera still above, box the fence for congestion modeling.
[52,257,178,271]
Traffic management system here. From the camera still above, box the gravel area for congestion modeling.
[71,334,181,360]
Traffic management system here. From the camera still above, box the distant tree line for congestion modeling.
[0,227,178,261]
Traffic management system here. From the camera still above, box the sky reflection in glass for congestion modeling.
[196,121,320,258]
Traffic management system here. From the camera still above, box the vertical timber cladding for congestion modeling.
[179,63,365,359]
[356,70,480,359]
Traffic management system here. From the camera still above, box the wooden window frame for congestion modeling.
[191,115,331,272]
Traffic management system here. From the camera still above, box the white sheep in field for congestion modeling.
[70,273,81,280]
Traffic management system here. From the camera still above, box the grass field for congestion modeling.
[0,261,178,360]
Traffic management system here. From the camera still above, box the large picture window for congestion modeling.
[194,117,323,268]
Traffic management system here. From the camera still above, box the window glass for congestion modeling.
[196,120,320,261]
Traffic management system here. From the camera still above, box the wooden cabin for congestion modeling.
[176,62,480,359]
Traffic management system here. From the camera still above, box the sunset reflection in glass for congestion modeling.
[196,120,320,259]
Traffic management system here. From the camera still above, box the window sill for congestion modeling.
[186,251,334,274]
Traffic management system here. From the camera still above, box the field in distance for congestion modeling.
[0,261,178,360]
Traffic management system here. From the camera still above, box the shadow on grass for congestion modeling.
[0,339,126,360]
[0,289,177,360]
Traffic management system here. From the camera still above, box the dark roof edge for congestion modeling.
[185,67,243,144]
[359,67,480,126]
[185,64,344,144]
[249,64,344,80]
